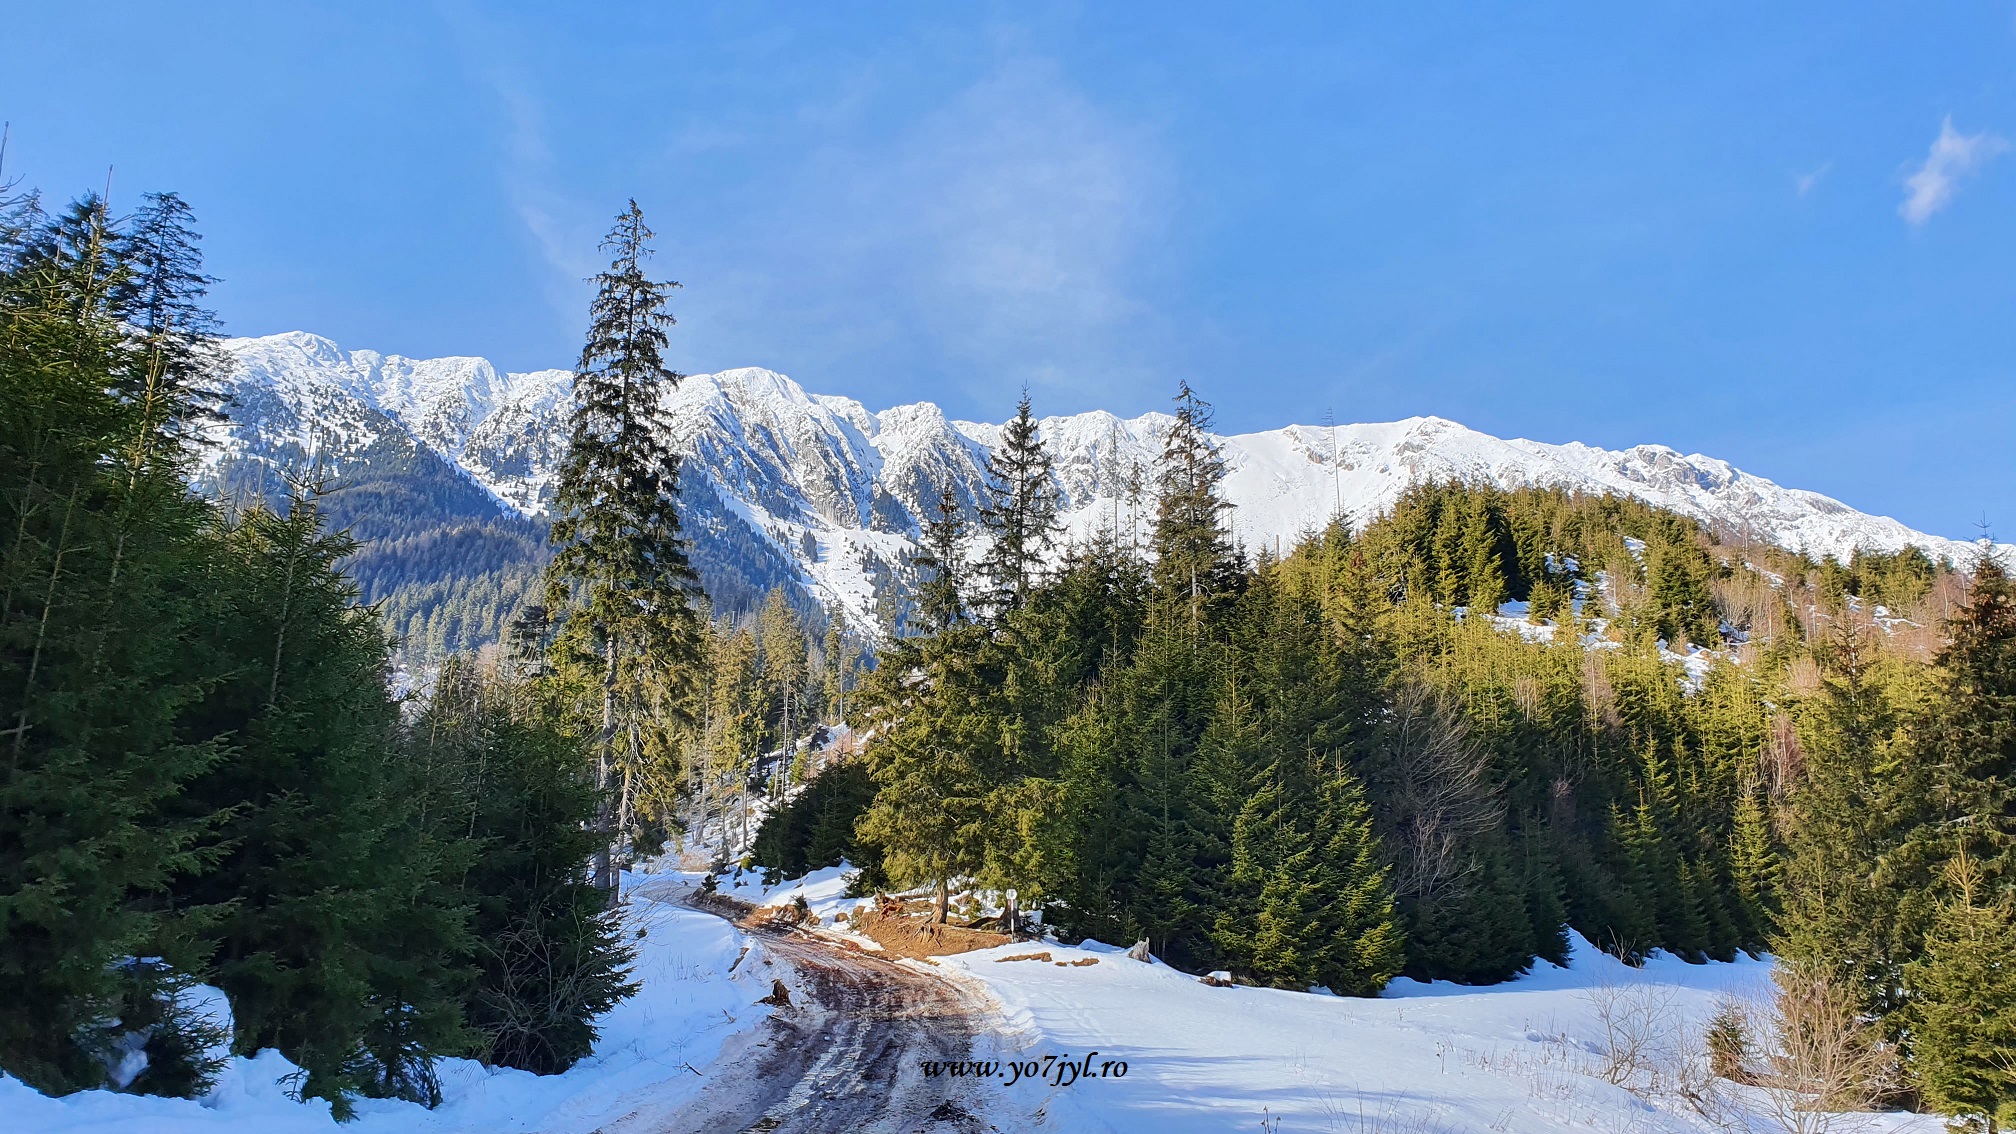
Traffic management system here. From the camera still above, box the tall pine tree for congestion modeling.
[912,483,968,633]
[0,194,224,1095]
[109,191,225,463]
[543,200,703,894]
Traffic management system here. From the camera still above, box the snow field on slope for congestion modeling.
[939,933,1939,1134]
[4,875,774,1134]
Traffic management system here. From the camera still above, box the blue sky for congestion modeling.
[4,2,2013,540]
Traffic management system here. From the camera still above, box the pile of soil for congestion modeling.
[688,888,814,933]
[687,890,758,921]
[848,896,1010,960]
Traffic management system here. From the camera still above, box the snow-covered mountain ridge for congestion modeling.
[208,331,1987,632]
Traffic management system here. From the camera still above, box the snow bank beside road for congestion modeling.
[10,871,1950,1134]
[4,874,769,1134]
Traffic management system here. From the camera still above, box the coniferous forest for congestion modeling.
[5,172,2014,1128]
[779,386,2016,1121]
[0,186,643,1115]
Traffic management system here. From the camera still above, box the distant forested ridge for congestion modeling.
[202,432,820,661]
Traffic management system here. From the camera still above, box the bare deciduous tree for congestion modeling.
[1375,683,1499,902]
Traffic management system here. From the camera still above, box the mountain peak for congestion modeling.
[210,331,1993,633]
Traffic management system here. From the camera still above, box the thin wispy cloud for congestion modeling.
[890,60,1167,386]
[493,77,600,281]
[700,54,1175,406]
[1795,161,1831,197]
[439,2,603,331]
[1899,116,2007,225]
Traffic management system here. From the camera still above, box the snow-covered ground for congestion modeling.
[714,861,868,923]
[8,866,1943,1134]
[942,932,1939,1134]
[4,873,776,1134]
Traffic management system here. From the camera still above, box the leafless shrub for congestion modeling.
[471,913,635,1075]
[1786,656,1823,696]
[1583,969,1682,1090]
[1750,966,1896,1134]
[1711,567,1785,642]
[1548,776,1577,827]
[1763,712,1805,800]
[1603,556,1644,615]
[1582,655,1622,730]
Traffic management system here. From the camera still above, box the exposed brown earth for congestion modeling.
[844,897,1013,960]
[589,885,1009,1134]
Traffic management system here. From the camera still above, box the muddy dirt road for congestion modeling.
[592,897,1008,1134]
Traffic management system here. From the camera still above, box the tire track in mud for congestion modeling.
[593,894,1007,1134]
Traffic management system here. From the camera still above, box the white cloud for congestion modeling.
[1899,117,2008,225]
[1795,161,1831,197]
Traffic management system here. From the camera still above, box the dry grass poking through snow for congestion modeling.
[1560,961,1905,1134]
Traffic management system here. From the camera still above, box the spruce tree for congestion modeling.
[0,196,224,1095]
[1152,381,1237,615]
[1201,673,1267,975]
[173,490,469,1114]
[109,191,225,457]
[854,625,1001,922]
[749,760,882,885]
[689,619,763,855]
[1308,763,1404,995]
[977,391,1062,616]
[756,588,810,789]
[1905,858,2016,1130]
[1906,850,2016,1129]
[413,658,635,1076]
[1643,536,1717,647]
[1105,598,1218,964]
[1892,554,2016,1124]
[912,483,968,632]
[1924,556,2016,886]
[820,606,860,723]
[1774,614,1941,1021]
[543,200,702,894]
